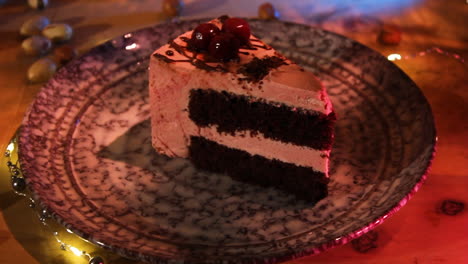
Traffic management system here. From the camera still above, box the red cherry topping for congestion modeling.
[208,33,240,61]
[190,23,220,51]
[222,18,251,44]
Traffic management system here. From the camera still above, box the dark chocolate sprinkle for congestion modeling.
[237,56,287,82]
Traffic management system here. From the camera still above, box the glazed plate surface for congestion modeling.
[18,19,436,263]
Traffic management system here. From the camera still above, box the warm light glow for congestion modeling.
[387,53,402,61]
[69,246,82,257]
[7,142,15,152]
[125,43,138,50]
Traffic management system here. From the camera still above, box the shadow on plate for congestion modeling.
[97,118,312,211]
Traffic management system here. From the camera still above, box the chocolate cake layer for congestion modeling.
[189,136,329,203]
[188,89,335,150]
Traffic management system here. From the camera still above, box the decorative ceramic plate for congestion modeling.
[18,19,436,263]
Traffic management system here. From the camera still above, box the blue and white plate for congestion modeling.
[18,18,436,263]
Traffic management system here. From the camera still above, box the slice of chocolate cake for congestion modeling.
[149,16,335,204]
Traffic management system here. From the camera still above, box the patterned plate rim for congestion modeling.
[17,18,437,263]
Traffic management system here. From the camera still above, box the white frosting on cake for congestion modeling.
[149,18,333,175]
[198,126,330,172]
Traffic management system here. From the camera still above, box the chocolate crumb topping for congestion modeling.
[154,19,278,74]
[237,56,287,82]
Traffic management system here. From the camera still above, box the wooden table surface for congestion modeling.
[1,0,467,263]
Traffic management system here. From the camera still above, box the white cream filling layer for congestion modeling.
[195,126,329,173]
